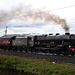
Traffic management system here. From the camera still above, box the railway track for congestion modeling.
[0,50,75,65]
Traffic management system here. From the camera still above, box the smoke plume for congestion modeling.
[0,6,69,32]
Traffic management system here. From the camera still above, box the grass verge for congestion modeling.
[0,54,75,75]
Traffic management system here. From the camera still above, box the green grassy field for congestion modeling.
[0,54,75,75]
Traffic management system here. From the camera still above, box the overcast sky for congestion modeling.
[0,0,75,36]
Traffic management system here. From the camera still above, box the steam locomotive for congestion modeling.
[0,33,75,56]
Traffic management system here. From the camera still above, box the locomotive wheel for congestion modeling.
[25,48,28,53]
[63,53,68,56]
[71,54,74,56]
[14,49,17,52]
[56,51,60,56]
[8,48,10,51]
[3,47,6,51]
[20,50,23,52]
[12,47,17,52]
[57,52,60,56]
[63,51,69,56]
[12,47,15,51]
[57,53,60,56]
[19,48,23,52]
[70,51,74,56]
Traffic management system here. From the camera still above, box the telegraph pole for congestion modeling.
[5,26,7,36]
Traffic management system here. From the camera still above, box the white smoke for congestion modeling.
[0,5,69,32]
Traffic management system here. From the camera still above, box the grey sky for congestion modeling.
[0,0,75,36]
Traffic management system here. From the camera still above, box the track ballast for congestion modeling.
[0,50,75,65]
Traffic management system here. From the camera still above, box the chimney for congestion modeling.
[49,33,53,35]
[56,33,60,35]
[65,33,70,35]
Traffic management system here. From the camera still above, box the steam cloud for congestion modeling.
[0,6,69,32]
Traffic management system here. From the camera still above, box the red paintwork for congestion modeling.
[69,48,75,51]
[0,38,12,47]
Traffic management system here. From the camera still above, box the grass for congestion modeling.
[0,54,75,75]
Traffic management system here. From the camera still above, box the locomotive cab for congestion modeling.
[27,36,34,52]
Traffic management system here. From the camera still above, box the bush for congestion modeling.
[0,55,75,75]
[0,55,19,69]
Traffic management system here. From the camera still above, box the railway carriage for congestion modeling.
[0,37,12,50]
